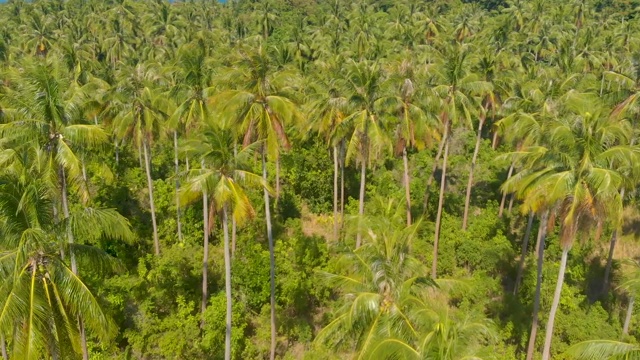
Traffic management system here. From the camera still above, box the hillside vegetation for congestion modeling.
[2,0,640,359]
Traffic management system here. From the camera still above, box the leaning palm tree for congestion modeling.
[181,124,267,360]
[505,92,636,360]
[211,46,300,360]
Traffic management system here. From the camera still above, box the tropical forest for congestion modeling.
[4,0,640,359]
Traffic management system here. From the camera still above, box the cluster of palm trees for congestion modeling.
[1,0,640,358]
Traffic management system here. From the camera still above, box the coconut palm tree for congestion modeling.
[336,59,391,248]
[565,340,640,360]
[505,92,635,360]
[384,56,439,226]
[428,43,489,279]
[315,218,435,358]
[368,307,495,360]
[306,77,348,240]
[211,47,300,360]
[0,147,133,360]
[181,124,267,360]
[169,39,214,243]
[108,62,169,256]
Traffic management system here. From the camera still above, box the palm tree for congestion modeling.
[306,77,348,240]
[109,62,169,256]
[461,53,495,230]
[169,39,214,244]
[565,340,640,359]
[0,150,133,360]
[211,47,300,360]
[616,259,640,337]
[315,218,435,358]
[336,59,391,248]
[429,44,488,279]
[505,92,635,360]
[182,125,266,360]
[384,57,439,226]
[369,308,495,360]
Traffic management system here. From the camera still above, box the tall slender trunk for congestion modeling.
[526,210,549,360]
[542,247,570,360]
[432,126,450,279]
[603,188,626,294]
[115,138,119,166]
[223,204,232,360]
[62,169,88,360]
[499,161,515,217]
[174,131,183,243]
[508,193,515,214]
[143,140,160,255]
[356,158,366,249]
[333,145,339,240]
[423,134,446,214]
[623,296,635,336]
[492,130,499,149]
[340,140,345,233]
[262,151,277,360]
[514,212,535,295]
[231,218,237,258]
[1,334,6,360]
[201,187,209,326]
[232,144,238,257]
[462,116,485,230]
[402,146,412,226]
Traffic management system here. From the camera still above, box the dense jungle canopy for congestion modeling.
[4,0,640,359]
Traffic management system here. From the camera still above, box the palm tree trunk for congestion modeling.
[623,296,635,336]
[492,131,499,149]
[340,140,345,233]
[402,146,412,226]
[174,131,183,243]
[275,155,281,199]
[232,144,238,257]
[499,161,515,217]
[79,320,88,360]
[356,158,366,249]
[115,138,119,166]
[462,116,485,230]
[1,334,6,360]
[61,168,77,273]
[262,151,277,360]
[508,193,515,214]
[143,140,160,255]
[61,169,88,360]
[232,218,237,258]
[542,246,570,360]
[514,212,535,295]
[333,145,339,240]
[432,130,450,279]
[423,134,446,214]
[526,210,549,360]
[223,204,232,360]
[603,188,626,295]
[201,187,209,326]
